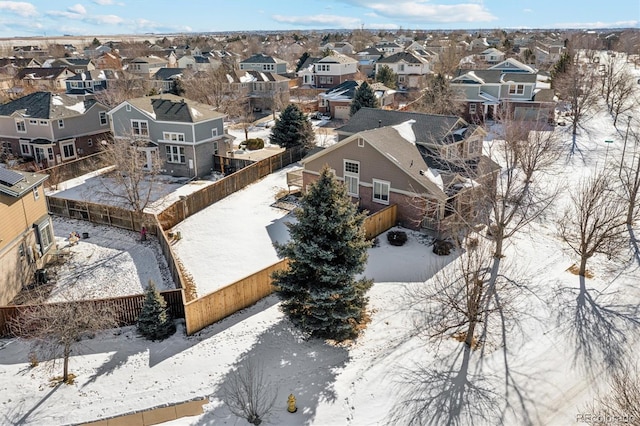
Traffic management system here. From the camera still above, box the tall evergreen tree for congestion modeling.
[137,281,176,341]
[375,65,397,89]
[350,81,379,117]
[269,104,315,150]
[272,166,373,341]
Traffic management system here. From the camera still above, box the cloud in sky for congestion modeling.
[364,1,498,23]
[272,14,362,28]
[523,8,532,13]
[553,19,637,29]
[0,1,38,17]
[93,0,116,4]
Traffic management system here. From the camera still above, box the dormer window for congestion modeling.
[509,84,524,95]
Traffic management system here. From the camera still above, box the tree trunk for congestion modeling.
[63,344,71,383]
[627,198,636,226]
[493,233,504,259]
[578,255,589,277]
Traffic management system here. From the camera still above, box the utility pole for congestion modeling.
[619,115,632,176]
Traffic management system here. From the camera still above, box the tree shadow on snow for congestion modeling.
[556,275,640,376]
[197,318,349,425]
[629,225,640,267]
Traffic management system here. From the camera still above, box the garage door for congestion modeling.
[334,106,350,120]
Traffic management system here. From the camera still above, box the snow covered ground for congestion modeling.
[1,57,639,426]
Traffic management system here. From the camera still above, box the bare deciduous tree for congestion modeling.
[94,71,147,109]
[619,128,640,226]
[582,363,640,425]
[99,134,161,215]
[558,171,628,277]
[223,359,278,425]
[180,67,230,109]
[554,56,600,142]
[10,295,118,384]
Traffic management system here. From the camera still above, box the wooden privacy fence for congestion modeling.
[43,152,112,190]
[363,204,398,239]
[0,289,184,338]
[184,259,288,335]
[157,147,304,230]
[47,197,158,234]
[182,205,397,335]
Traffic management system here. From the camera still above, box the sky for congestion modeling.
[0,0,637,38]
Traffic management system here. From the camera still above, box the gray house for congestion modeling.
[0,91,111,167]
[239,53,288,75]
[108,94,234,178]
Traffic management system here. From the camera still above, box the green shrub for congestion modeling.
[245,138,265,150]
[387,230,408,246]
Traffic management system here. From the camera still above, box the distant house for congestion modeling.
[356,47,384,78]
[303,108,495,235]
[239,53,288,75]
[152,68,185,93]
[318,80,394,119]
[108,94,234,178]
[0,92,111,166]
[0,168,53,305]
[50,58,96,74]
[374,41,404,55]
[224,70,290,112]
[375,51,433,90]
[84,44,113,58]
[16,67,76,91]
[320,42,355,55]
[0,57,41,74]
[94,51,122,70]
[64,69,120,96]
[126,56,169,77]
[177,55,221,72]
[312,54,359,89]
[478,48,505,64]
[450,58,552,123]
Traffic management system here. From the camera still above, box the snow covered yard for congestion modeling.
[41,218,175,302]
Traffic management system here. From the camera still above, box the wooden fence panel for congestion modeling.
[363,204,398,240]
[184,259,289,335]
[0,289,184,338]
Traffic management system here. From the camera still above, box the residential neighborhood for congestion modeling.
[0,18,639,426]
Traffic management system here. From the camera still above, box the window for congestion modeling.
[399,64,405,72]
[99,111,108,125]
[87,138,93,147]
[1,141,12,155]
[373,179,390,204]
[20,140,31,156]
[39,120,47,126]
[163,132,185,142]
[358,138,364,147]
[132,120,149,136]
[29,119,38,125]
[469,103,477,114]
[212,128,218,138]
[344,160,359,196]
[16,120,26,132]
[34,218,54,254]
[165,145,185,163]
[61,141,76,160]
[58,119,64,128]
[125,104,131,112]
[319,76,333,85]
[33,186,39,200]
[213,141,219,155]
[509,84,524,95]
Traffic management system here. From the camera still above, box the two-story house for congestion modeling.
[108,94,234,178]
[450,58,552,123]
[152,68,185,93]
[477,48,505,64]
[374,41,405,55]
[0,92,111,167]
[224,70,291,112]
[375,51,433,90]
[65,69,120,96]
[126,56,169,77]
[356,47,383,78]
[177,55,222,72]
[303,108,496,236]
[239,53,288,75]
[320,42,355,55]
[312,53,359,89]
[0,168,52,305]
[94,51,123,70]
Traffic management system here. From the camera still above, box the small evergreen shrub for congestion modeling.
[432,239,453,256]
[387,231,408,246]
[137,281,176,341]
[245,138,265,150]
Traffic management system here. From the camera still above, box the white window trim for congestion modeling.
[165,145,186,163]
[34,218,54,254]
[58,119,64,129]
[469,103,477,114]
[33,186,39,200]
[372,179,390,205]
[60,140,76,160]
[20,140,31,156]
[162,132,185,142]
[131,119,149,137]
[29,119,38,125]
[125,104,131,112]
[344,159,360,197]
[16,119,26,133]
[357,138,364,147]
[99,111,108,125]
[39,120,47,126]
